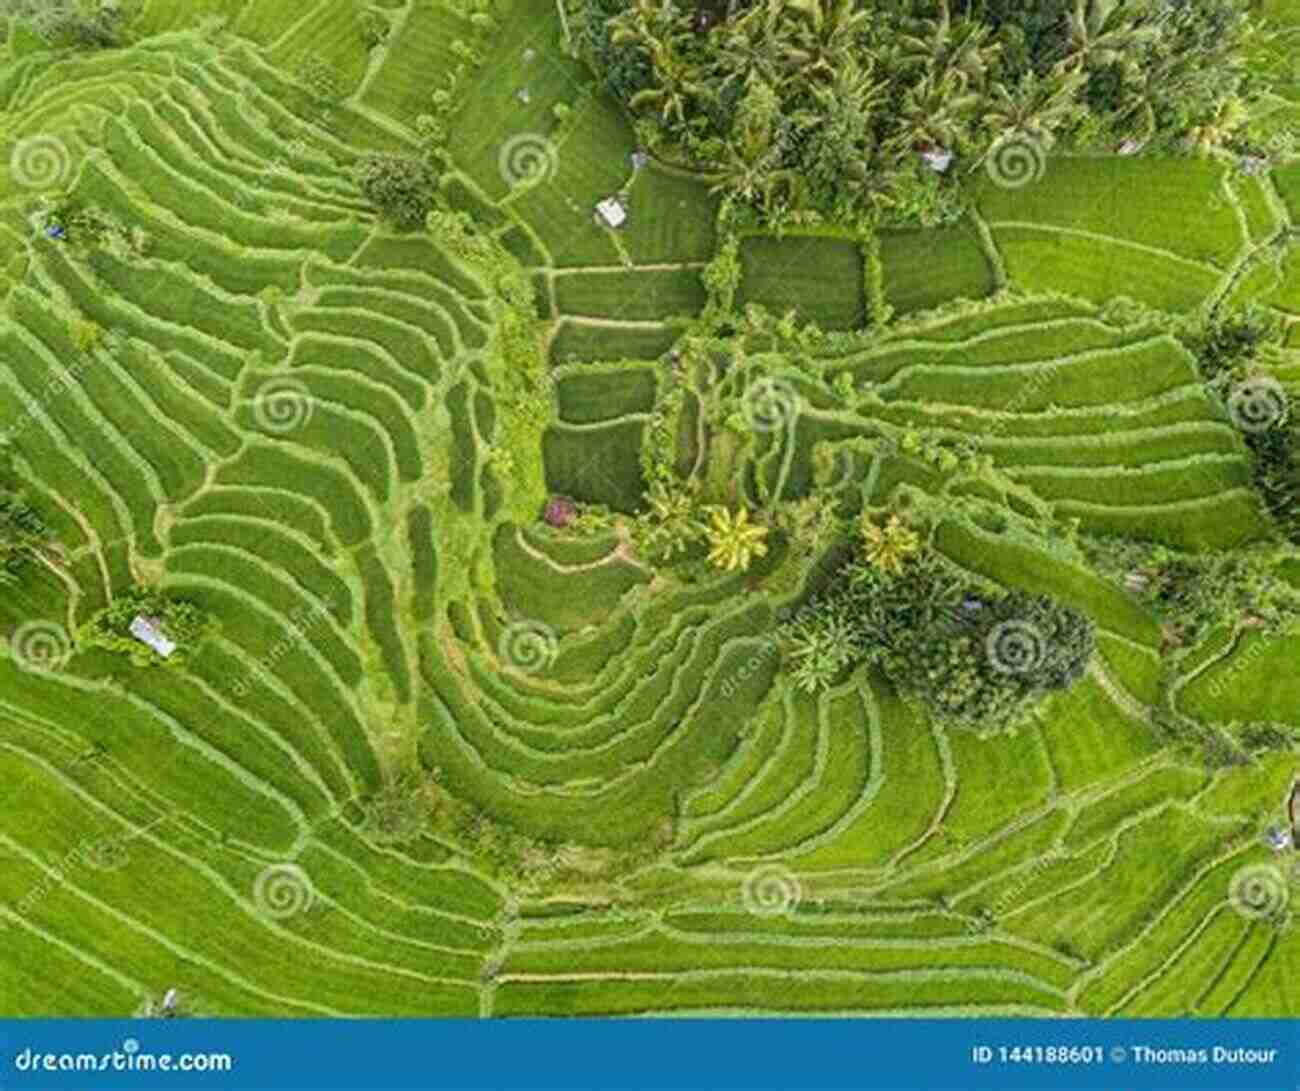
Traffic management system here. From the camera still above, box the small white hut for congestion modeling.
[594,196,627,229]
[130,615,176,658]
[920,147,953,173]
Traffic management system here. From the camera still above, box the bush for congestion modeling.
[297,55,343,106]
[0,491,48,584]
[78,589,217,667]
[363,775,435,844]
[26,0,137,50]
[354,154,439,230]
[359,10,388,49]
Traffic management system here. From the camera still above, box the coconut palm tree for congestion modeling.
[859,512,921,575]
[780,0,871,82]
[707,137,802,208]
[1055,0,1155,77]
[712,0,799,97]
[1186,95,1249,155]
[884,71,979,162]
[897,1,1000,94]
[705,506,769,572]
[642,480,704,558]
[981,69,1085,148]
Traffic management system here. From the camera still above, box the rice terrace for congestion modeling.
[0,0,1299,1026]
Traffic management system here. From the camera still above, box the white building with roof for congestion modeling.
[594,196,627,229]
[130,615,176,658]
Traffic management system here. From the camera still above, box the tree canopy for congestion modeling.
[570,0,1266,225]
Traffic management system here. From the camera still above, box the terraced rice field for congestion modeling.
[0,0,1297,1020]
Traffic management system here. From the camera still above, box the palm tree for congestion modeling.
[707,137,802,208]
[705,506,769,572]
[897,1,1000,94]
[859,512,921,575]
[712,0,799,97]
[642,481,704,558]
[885,71,979,161]
[780,0,871,82]
[1187,96,1249,155]
[612,0,709,129]
[1056,0,1155,77]
[981,70,1085,149]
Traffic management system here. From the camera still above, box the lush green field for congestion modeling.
[0,0,1296,1024]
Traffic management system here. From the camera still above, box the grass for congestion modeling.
[549,320,680,363]
[554,268,707,321]
[0,0,1295,1021]
[993,227,1221,312]
[738,236,866,330]
[878,224,994,314]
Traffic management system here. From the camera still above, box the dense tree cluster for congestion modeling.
[78,589,216,667]
[1,0,140,50]
[0,490,47,585]
[1082,539,1300,649]
[569,0,1264,223]
[783,519,1095,729]
[1181,309,1299,543]
[353,154,440,230]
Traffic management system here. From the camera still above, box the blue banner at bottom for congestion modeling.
[2,1019,1296,1091]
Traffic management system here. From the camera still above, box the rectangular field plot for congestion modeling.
[878,225,994,314]
[977,156,1244,266]
[993,227,1220,312]
[556,366,658,424]
[542,419,646,512]
[269,0,374,100]
[362,2,474,126]
[554,268,706,321]
[738,236,865,330]
[621,168,719,265]
[550,320,679,363]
